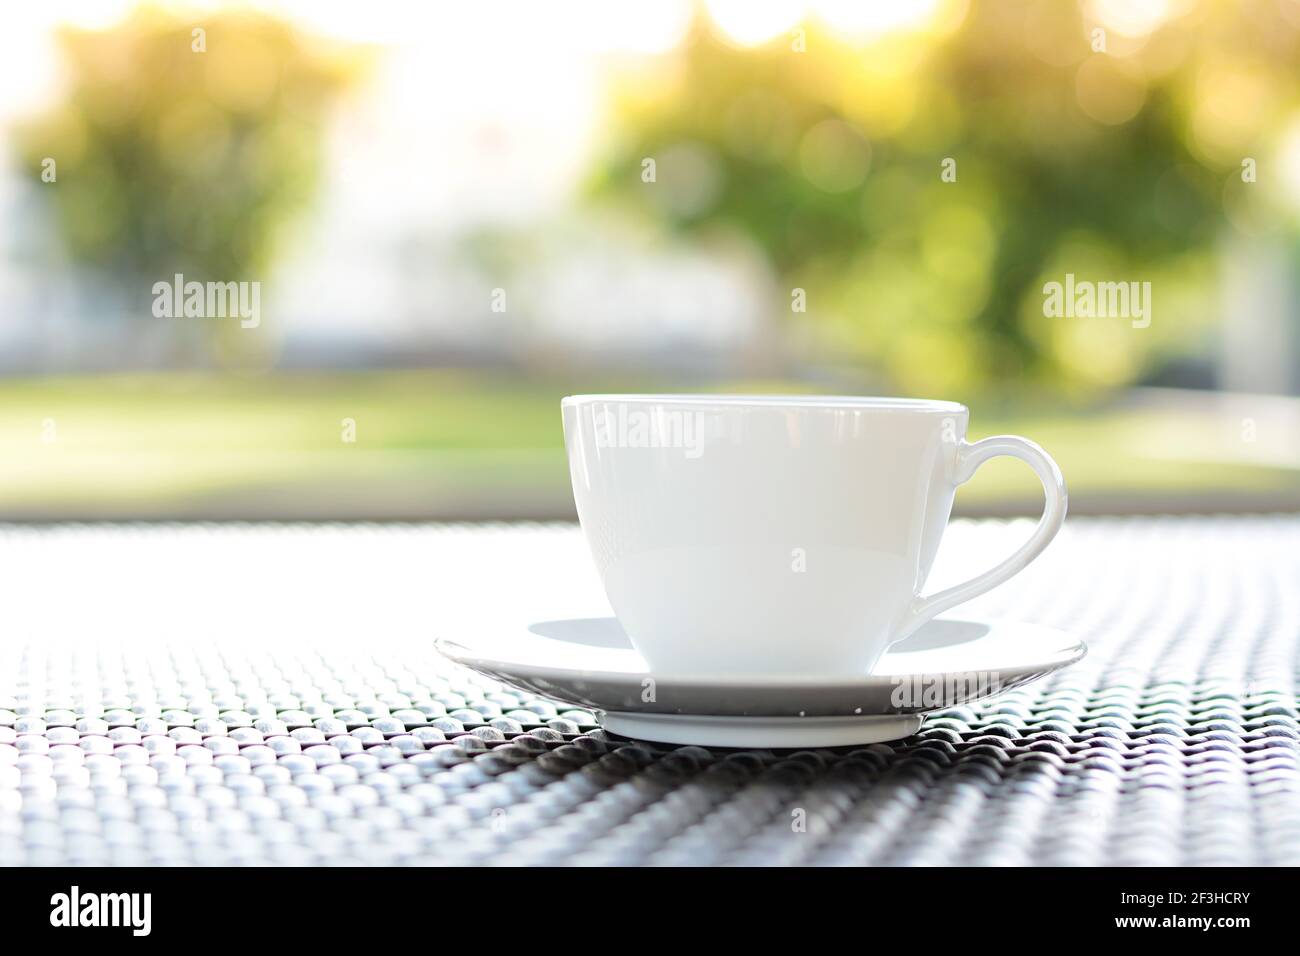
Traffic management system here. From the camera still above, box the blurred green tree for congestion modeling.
[14,6,363,366]
[587,1,1300,395]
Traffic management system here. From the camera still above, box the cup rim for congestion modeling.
[561,394,968,413]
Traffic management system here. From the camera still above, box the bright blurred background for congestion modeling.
[0,0,1297,519]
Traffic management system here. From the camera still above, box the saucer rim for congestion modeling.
[434,616,1086,690]
[435,615,1086,719]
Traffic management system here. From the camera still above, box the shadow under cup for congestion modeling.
[562,395,970,680]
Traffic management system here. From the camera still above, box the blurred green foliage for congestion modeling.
[14,5,362,364]
[0,370,1292,519]
[588,1,1300,395]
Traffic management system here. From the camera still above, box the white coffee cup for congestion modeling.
[562,395,1067,680]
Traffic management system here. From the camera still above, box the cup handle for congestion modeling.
[896,435,1068,642]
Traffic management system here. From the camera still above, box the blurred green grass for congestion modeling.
[0,371,1293,519]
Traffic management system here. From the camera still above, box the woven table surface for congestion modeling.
[1,517,1297,866]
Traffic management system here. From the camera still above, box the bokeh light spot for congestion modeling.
[1075,56,1147,125]
[798,119,871,192]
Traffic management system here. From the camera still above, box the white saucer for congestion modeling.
[436,616,1085,748]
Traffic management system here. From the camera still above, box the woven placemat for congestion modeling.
[1,517,1297,866]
